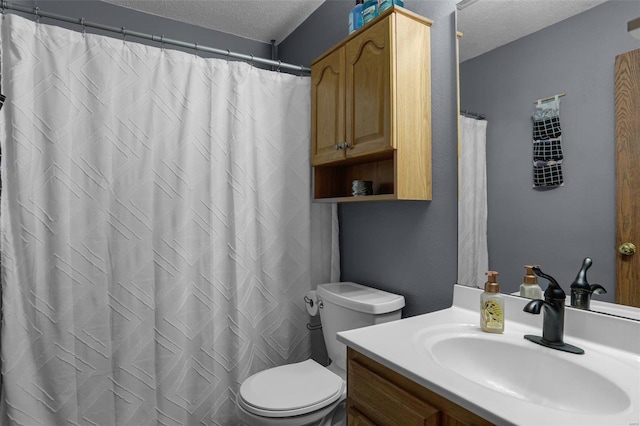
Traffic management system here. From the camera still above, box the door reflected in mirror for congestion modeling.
[457,0,640,319]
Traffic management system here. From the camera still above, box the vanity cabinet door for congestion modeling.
[348,407,377,426]
[348,352,440,425]
[347,347,493,426]
[311,47,346,166]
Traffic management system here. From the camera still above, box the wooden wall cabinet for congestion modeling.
[347,348,493,426]
[310,7,432,202]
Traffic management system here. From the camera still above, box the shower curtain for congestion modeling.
[0,14,339,425]
[458,115,488,288]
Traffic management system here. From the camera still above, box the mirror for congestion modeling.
[456,1,640,320]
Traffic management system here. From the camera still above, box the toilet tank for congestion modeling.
[316,282,405,374]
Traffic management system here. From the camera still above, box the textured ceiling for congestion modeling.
[103,0,610,61]
[457,0,609,62]
[102,0,325,44]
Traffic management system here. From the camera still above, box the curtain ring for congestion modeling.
[34,6,40,24]
[276,60,281,72]
[194,42,198,57]
[160,35,165,51]
[250,54,254,67]
[121,26,126,43]
[80,17,86,37]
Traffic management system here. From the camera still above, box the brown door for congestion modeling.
[615,48,640,307]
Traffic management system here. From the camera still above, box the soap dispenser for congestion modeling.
[520,265,543,300]
[480,271,504,333]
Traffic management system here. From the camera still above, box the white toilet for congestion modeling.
[236,282,405,426]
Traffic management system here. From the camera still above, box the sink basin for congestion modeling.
[417,327,632,415]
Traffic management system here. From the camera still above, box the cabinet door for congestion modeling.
[345,16,393,159]
[348,407,376,426]
[311,47,346,166]
[347,348,492,425]
[348,358,440,425]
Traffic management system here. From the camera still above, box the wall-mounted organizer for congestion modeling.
[310,6,432,202]
[532,93,565,188]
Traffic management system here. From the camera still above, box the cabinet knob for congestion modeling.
[334,144,341,150]
[343,142,351,149]
[619,242,637,256]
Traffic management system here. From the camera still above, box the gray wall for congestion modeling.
[460,1,640,301]
[281,0,460,317]
[6,1,271,61]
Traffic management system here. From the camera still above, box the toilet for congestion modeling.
[236,282,405,426]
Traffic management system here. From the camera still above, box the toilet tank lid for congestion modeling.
[316,282,405,314]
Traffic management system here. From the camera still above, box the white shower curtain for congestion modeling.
[0,14,339,425]
[458,115,488,288]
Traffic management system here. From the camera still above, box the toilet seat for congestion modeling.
[238,359,345,418]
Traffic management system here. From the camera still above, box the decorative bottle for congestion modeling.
[362,0,378,25]
[480,271,505,333]
[348,0,364,34]
[378,0,404,13]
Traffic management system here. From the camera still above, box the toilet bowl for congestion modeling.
[236,282,405,425]
[236,359,345,426]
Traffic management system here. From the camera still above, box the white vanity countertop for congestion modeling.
[337,285,640,426]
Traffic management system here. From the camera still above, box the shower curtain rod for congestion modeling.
[460,109,486,120]
[0,1,311,74]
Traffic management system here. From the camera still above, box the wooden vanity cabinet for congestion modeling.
[310,7,432,202]
[347,347,493,426]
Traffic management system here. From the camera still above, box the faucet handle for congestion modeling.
[589,283,606,295]
[532,266,566,300]
[570,257,593,291]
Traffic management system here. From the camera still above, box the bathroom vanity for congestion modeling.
[338,285,640,425]
[347,347,489,425]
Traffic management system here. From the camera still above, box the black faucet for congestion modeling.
[523,266,584,355]
[570,257,606,310]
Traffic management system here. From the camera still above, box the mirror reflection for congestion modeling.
[457,0,640,319]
